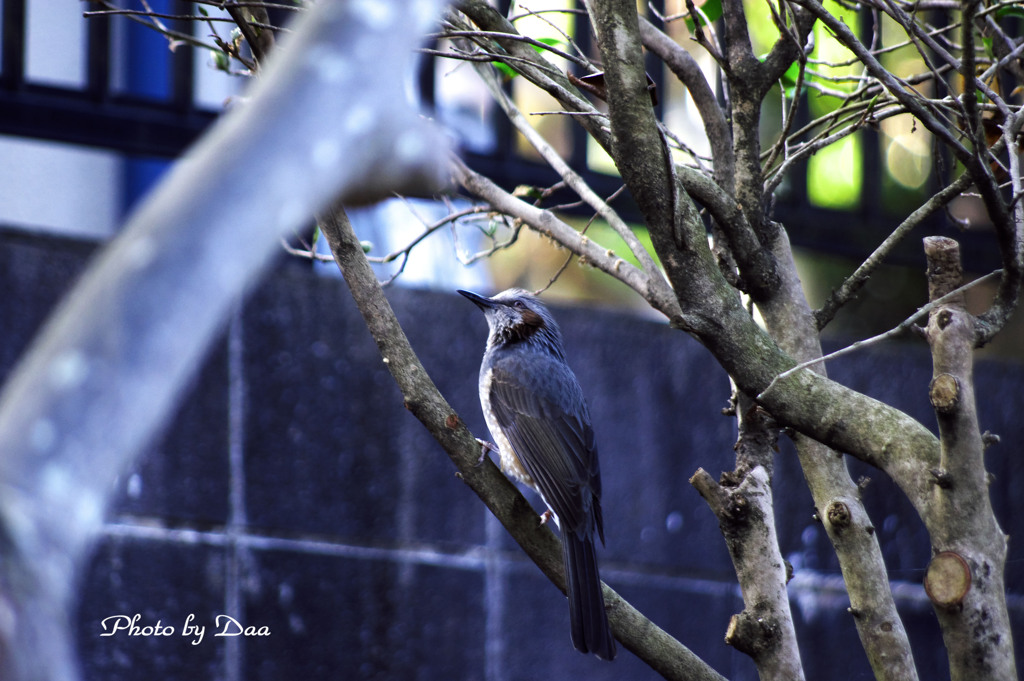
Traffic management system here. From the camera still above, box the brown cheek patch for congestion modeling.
[520,308,544,329]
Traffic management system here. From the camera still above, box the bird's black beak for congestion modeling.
[457,289,497,311]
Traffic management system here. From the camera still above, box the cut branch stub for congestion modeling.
[924,236,964,301]
[725,610,778,657]
[727,493,751,524]
[935,309,954,330]
[689,468,732,518]
[924,551,972,608]
[929,467,953,489]
[928,373,961,414]
[689,468,752,532]
[825,500,852,531]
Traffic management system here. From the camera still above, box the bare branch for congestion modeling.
[84,1,223,53]
[691,398,804,681]
[974,117,1024,343]
[761,57,806,180]
[754,224,922,681]
[449,1,610,147]
[815,171,977,329]
[922,237,1016,679]
[0,2,449,680]
[452,157,682,318]
[638,16,734,190]
[226,2,276,67]
[471,59,664,284]
[790,0,971,159]
[432,29,590,68]
[682,0,725,65]
[764,270,1003,396]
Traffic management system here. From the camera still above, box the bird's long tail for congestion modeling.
[563,531,616,660]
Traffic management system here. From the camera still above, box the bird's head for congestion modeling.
[458,288,565,355]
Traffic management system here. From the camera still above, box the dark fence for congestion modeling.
[3,229,1023,680]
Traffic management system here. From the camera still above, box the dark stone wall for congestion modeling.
[1,230,1022,680]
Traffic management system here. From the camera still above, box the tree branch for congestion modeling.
[975,107,1024,343]
[756,230,920,681]
[922,237,1016,679]
[471,60,664,284]
[691,397,805,681]
[815,171,977,329]
[452,157,682,318]
[698,0,796,297]
[449,1,610,146]
[637,15,782,295]
[719,0,760,81]
[771,269,1003,392]
[952,0,1021,348]
[583,0,733,335]
[577,28,947,678]
[637,16,733,191]
[790,0,971,159]
[760,3,815,89]
[226,1,276,67]
[0,2,449,680]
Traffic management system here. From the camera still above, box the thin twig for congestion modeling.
[815,171,977,328]
[759,269,1003,401]
[432,29,590,68]
[85,1,222,52]
[526,110,609,117]
[762,56,806,177]
[682,0,725,64]
[451,155,682,318]
[473,58,664,283]
[511,2,596,72]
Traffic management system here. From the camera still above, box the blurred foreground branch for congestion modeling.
[0,2,447,680]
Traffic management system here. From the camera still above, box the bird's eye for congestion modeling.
[512,300,525,309]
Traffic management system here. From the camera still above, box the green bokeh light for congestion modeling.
[808,133,862,209]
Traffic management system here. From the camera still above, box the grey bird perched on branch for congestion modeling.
[458,288,616,661]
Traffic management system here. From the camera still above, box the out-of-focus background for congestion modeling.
[1,2,1022,680]
[5,0,1023,355]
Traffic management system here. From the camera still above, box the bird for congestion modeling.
[458,287,616,661]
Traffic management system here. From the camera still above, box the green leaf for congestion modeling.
[491,38,567,80]
[995,5,1024,20]
[513,184,543,199]
[982,36,995,60]
[212,50,230,72]
[684,0,723,32]
[536,37,566,52]
[197,6,208,17]
[865,93,880,116]
[780,60,803,99]
[360,240,374,254]
[493,61,518,80]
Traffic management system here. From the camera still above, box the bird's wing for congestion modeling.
[487,360,602,539]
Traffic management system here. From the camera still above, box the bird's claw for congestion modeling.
[475,438,498,466]
[538,510,553,526]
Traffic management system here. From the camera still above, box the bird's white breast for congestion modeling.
[480,365,535,487]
